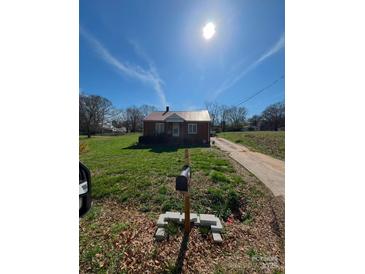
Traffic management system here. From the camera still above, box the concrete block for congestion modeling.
[211,225,223,233]
[157,214,167,227]
[181,213,198,222]
[190,213,198,222]
[165,211,181,222]
[155,228,166,241]
[194,216,201,226]
[211,218,223,233]
[212,232,223,243]
[178,216,183,224]
[199,214,218,226]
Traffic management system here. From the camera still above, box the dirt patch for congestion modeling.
[80,196,284,273]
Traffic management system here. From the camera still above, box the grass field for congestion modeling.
[217,131,285,160]
[79,134,284,273]
[80,134,246,215]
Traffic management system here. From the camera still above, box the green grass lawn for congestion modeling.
[79,134,284,273]
[80,133,248,216]
[217,131,285,160]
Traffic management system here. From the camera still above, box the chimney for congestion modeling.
[163,106,169,115]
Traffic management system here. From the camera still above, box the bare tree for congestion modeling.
[139,104,158,118]
[218,105,229,132]
[225,106,247,131]
[100,99,113,134]
[248,115,262,130]
[110,108,126,129]
[205,101,221,127]
[260,102,285,131]
[79,94,112,137]
[126,106,143,132]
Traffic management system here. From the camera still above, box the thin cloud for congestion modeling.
[80,27,167,107]
[129,40,154,68]
[211,33,285,100]
[128,39,161,85]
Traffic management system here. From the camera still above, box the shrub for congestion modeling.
[207,188,241,221]
[207,187,225,204]
[210,171,230,183]
[219,207,232,221]
[227,190,240,211]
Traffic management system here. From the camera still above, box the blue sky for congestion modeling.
[80,0,284,116]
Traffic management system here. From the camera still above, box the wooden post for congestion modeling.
[184,192,190,233]
[184,148,190,233]
[184,148,190,165]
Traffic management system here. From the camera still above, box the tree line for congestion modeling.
[79,93,157,137]
[80,93,285,137]
[205,101,285,132]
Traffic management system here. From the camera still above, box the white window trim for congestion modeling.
[155,123,165,135]
[188,123,197,134]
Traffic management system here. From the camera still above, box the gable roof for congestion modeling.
[144,110,211,122]
[164,113,185,122]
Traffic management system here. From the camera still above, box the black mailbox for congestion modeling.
[176,165,191,192]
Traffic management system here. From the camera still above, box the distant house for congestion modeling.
[141,107,211,145]
[102,122,127,134]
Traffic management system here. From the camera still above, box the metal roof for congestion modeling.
[144,110,211,122]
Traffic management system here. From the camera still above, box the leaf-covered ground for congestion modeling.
[217,131,285,160]
[79,134,284,273]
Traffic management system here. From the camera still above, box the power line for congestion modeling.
[235,75,284,107]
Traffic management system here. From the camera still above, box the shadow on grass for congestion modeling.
[123,143,209,153]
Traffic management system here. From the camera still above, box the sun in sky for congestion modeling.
[202,22,216,40]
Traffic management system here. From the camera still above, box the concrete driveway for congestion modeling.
[212,137,285,200]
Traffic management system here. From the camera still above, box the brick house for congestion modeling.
[140,107,211,145]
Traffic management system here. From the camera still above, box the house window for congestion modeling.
[188,123,197,134]
[155,123,165,135]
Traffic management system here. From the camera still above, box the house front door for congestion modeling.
[172,123,180,137]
